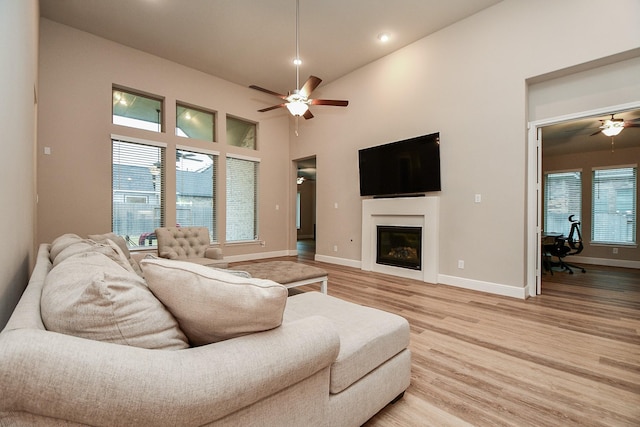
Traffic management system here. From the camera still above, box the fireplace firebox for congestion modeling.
[376,226,422,270]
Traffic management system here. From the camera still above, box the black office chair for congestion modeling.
[546,215,586,274]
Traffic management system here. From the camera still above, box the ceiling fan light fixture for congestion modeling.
[601,120,624,136]
[286,100,309,116]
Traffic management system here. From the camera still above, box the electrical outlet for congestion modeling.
[458,260,465,269]
[333,245,338,252]
[613,247,618,254]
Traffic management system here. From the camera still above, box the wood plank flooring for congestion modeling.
[233,244,640,426]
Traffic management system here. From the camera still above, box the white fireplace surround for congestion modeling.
[361,196,439,283]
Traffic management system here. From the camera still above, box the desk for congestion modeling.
[541,233,563,274]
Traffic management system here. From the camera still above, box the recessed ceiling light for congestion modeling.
[293,58,302,65]
[377,33,390,43]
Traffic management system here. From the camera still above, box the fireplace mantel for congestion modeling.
[361,196,439,283]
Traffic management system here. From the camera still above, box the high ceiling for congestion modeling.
[39,1,639,157]
[39,0,503,95]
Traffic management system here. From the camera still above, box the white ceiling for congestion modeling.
[39,0,639,156]
[39,0,503,95]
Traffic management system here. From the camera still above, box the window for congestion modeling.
[113,87,163,132]
[296,192,301,230]
[226,155,258,241]
[226,116,256,149]
[592,166,637,245]
[176,148,218,241]
[176,103,215,142]
[544,170,582,236]
[112,137,165,247]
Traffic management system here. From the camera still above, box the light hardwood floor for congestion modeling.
[235,243,640,426]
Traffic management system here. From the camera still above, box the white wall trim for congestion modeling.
[526,100,640,297]
[438,274,528,299]
[315,254,362,269]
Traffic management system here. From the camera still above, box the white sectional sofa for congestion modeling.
[0,234,411,426]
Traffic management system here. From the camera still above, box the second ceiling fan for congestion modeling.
[250,0,348,120]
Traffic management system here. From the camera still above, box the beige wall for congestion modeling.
[0,0,39,328]
[37,19,291,259]
[289,0,640,293]
[543,146,640,265]
[28,0,640,305]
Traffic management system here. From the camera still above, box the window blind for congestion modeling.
[176,149,217,242]
[592,166,637,244]
[226,156,258,242]
[112,139,165,247]
[544,170,582,236]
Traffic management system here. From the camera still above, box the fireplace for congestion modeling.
[376,226,421,270]
[361,196,439,283]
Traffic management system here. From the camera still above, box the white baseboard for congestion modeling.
[314,254,362,269]
[569,256,640,270]
[438,274,528,299]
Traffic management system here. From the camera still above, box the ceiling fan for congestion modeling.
[250,75,348,120]
[249,0,348,121]
[590,114,640,137]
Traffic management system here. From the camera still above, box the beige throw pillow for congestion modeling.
[140,258,288,346]
[42,252,189,350]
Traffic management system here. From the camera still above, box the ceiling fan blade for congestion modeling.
[625,123,640,128]
[303,109,314,120]
[310,99,349,107]
[300,76,322,98]
[258,104,286,112]
[249,85,287,99]
[590,129,603,136]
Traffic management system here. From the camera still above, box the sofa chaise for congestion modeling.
[0,234,411,426]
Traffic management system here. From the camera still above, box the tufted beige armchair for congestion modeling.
[155,227,228,268]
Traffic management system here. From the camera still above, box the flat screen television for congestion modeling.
[358,132,441,197]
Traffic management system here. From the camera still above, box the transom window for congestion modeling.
[176,103,215,142]
[112,87,163,132]
[227,115,256,149]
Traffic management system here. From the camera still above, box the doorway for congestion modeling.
[295,157,317,260]
[527,103,640,296]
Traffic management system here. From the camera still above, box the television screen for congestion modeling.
[358,132,441,197]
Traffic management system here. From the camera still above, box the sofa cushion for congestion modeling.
[41,251,189,350]
[52,238,136,274]
[88,232,130,258]
[88,232,143,276]
[284,292,410,394]
[140,258,288,346]
[49,233,83,262]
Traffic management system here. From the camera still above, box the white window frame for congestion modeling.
[591,164,637,246]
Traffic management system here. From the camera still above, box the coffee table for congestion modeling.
[233,261,328,294]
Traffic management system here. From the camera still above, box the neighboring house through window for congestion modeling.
[112,137,166,247]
